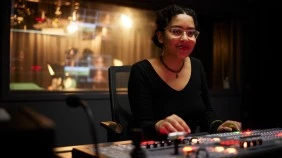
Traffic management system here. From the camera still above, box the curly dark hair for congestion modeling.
[152,4,198,48]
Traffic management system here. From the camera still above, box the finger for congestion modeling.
[179,121,191,133]
[156,121,175,134]
[220,126,233,132]
[165,115,180,128]
[175,118,191,133]
[236,122,242,130]
[163,122,178,133]
[159,126,169,134]
[156,120,165,134]
[225,121,241,131]
[229,121,241,130]
[171,121,186,132]
[170,114,191,133]
[233,122,242,131]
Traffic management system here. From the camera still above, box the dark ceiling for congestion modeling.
[86,0,282,19]
[26,0,281,19]
[81,0,249,12]
[37,0,250,11]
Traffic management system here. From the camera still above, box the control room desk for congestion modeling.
[53,128,282,158]
[54,140,132,158]
[54,144,91,158]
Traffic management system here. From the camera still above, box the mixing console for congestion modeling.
[72,128,282,158]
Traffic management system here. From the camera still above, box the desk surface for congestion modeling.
[54,141,132,158]
[54,144,94,158]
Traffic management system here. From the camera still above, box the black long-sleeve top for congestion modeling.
[128,57,222,140]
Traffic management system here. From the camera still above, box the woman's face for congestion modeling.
[157,14,198,59]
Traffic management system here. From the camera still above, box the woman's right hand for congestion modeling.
[155,114,191,134]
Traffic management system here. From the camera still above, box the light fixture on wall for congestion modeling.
[67,1,80,34]
[67,21,78,33]
[120,14,132,28]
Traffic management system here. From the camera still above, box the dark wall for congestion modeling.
[0,97,111,147]
[241,1,282,129]
[210,90,242,121]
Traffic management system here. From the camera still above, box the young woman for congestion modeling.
[128,4,241,140]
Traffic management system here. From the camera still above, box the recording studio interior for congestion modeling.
[1,0,282,157]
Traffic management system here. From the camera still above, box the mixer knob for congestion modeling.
[160,141,165,147]
[247,141,251,147]
[250,140,256,147]
[166,140,172,146]
[256,139,263,145]
[146,143,151,149]
[130,128,147,158]
[250,139,262,147]
[240,141,249,148]
[153,142,158,148]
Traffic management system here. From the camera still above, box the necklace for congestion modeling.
[159,55,185,78]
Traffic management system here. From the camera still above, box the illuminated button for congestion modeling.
[190,138,199,145]
[226,147,238,154]
[214,146,224,152]
[212,137,221,142]
[182,146,195,156]
[220,139,240,146]
[141,140,154,149]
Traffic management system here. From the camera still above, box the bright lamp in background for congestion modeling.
[67,21,78,33]
[120,14,132,28]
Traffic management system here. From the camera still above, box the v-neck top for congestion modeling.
[128,57,221,140]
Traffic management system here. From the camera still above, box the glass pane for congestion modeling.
[10,0,157,91]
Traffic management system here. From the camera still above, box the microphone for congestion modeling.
[66,94,100,158]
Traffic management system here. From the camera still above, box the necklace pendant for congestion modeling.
[159,55,185,79]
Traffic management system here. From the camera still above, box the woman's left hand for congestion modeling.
[217,120,242,132]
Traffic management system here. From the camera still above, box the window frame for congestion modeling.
[0,0,111,101]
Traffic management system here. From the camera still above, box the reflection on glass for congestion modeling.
[10,0,157,91]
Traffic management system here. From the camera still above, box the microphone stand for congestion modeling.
[66,95,100,158]
[81,100,100,158]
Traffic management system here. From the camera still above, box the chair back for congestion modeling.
[108,65,132,142]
